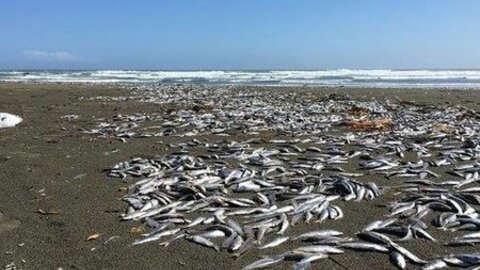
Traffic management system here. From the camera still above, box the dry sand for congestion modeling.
[0,83,479,269]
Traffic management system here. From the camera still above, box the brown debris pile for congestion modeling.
[348,106,370,116]
[192,103,217,113]
[259,132,275,144]
[344,118,393,131]
[433,123,455,134]
[129,225,146,234]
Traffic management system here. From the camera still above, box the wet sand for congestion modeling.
[0,83,479,270]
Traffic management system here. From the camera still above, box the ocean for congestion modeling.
[1,69,480,88]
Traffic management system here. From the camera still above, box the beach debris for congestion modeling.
[433,123,455,134]
[348,105,370,116]
[344,118,393,131]
[129,225,145,234]
[4,262,17,270]
[35,208,60,215]
[61,114,79,120]
[86,233,102,241]
[73,173,87,180]
[90,235,120,251]
[0,113,22,128]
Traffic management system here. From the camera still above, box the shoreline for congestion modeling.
[3,81,480,90]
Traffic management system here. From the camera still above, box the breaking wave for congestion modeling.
[1,69,480,88]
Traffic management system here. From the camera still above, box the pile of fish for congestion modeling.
[96,84,480,269]
[84,85,394,141]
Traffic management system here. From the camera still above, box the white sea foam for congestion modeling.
[0,113,23,128]
[1,70,480,87]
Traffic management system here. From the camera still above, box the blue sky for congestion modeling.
[1,0,479,70]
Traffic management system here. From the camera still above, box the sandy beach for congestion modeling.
[1,83,480,270]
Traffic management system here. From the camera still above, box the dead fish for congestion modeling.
[292,254,329,270]
[293,245,344,254]
[132,228,181,245]
[242,254,285,270]
[101,89,480,270]
[390,242,428,265]
[357,231,393,246]
[294,230,343,240]
[258,236,289,249]
[185,235,220,252]
[389,251,407,269]
[420,259,447,270]
[339,242,389,253]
